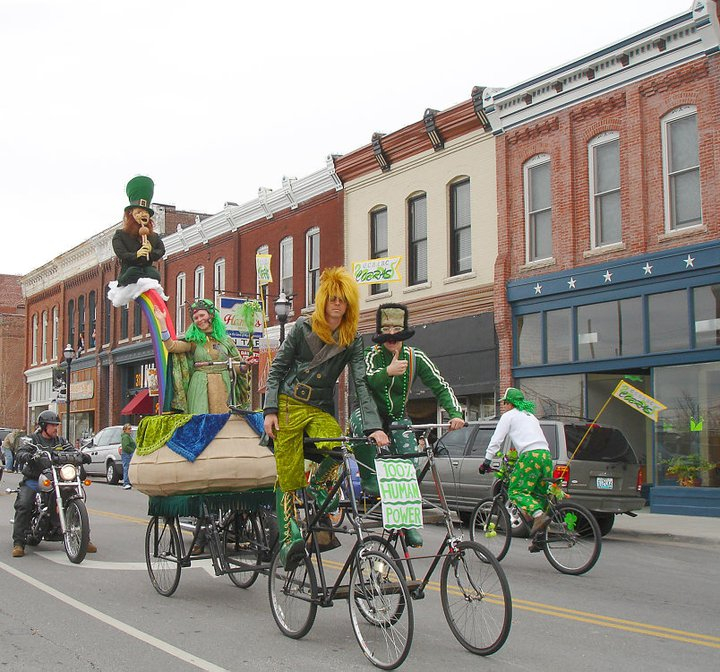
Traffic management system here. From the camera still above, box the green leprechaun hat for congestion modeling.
[125,175,154,215]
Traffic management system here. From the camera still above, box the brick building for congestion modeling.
[486,1,720,510]
[0,274,26,428]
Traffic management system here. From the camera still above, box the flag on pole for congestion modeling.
[611,380,666,422]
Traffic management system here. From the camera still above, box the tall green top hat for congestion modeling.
[125,175,154,215]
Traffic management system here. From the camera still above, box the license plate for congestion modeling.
[596,477,614,490]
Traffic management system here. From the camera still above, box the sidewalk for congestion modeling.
[608,506,720,546]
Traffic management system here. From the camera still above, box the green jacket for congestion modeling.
[112,229,165,286]
[364,344,463,423]
[121,432,136,455]
[263,317,383,433]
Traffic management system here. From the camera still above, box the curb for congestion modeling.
[608,528,720,547]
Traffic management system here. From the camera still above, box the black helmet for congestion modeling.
[38,410,61,430]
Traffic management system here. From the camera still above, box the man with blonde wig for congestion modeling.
[264,267,389,569]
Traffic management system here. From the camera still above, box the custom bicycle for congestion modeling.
[268,436,414,671]
[353,423,512,657]
[469,452,602,575]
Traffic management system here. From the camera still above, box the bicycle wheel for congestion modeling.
[223,511,264,588]
[541,502,601,575]
[268,548,318,639]
[63,499,90,564]
[348,548,414,670]
[469,498,511,561]
[440,540,512,656]
[145,516,182,597]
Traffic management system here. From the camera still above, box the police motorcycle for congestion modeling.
[8,438,93,564]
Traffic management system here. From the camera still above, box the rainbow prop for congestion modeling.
[136,289,176,413]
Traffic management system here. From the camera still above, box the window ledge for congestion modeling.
[365,290,393,302]
[117,338,129,345]
[520,257,556,273]
[658,224,706,243]
[583,242,626,258]
[443,271,476,285]
[403,281,432,294]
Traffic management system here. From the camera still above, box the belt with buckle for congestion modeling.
[293,383,313,401]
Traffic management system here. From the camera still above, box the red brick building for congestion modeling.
[486,2,720,510]
[0,274,25,428]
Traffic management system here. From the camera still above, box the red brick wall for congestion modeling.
[0,313,26,428]
[495,55,720,390]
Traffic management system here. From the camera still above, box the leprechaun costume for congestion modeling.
[263,267,386,569]
[351,303,464,547]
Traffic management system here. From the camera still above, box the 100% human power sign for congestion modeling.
[375,458,423,531]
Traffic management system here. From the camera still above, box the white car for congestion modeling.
[81,425,137,484]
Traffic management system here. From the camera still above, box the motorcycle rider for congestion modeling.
[11,410,96,558]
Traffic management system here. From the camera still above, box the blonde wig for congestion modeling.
[311,267,360,347]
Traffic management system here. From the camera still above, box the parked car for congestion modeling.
[419,417,645,536]
[81,425,137,484]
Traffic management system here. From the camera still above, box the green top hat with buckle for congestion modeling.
[125,175,154,215]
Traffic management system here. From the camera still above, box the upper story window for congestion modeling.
[103,297,111,346]
[524,154,552,262]
[133,301,143,337]
[214,258,226,297]
[662,106,701,231]
[41,311,48,363]
[408,193,428,285]
[589,133,621,247]
[67,299,75,350]
[306,227,320,305]
[77,294,86,354]
[52,306,59,360]
[370,206,389,295]
[280,237,293,297]
[256,245,269,316]
[120,304,129,341]
[194,266,205,300]
[449,178,472,276]
[31,313,39,365]
[88,291,96,348]
[176,272,186,334]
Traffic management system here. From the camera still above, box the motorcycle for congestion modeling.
[7,445,92,564]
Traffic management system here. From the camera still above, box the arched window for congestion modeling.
[67,299,75,350]
[306,228,320,304]
[41,310,48,363]
[52,306,59,360]
[214,258,226,296]
[280,237,293,296]
[31,313,39,365]
[194,265,205,300]
[88,291,97,348]
[176,273,187,333]
[256,245,269,314]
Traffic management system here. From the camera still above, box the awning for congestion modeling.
[120,389,154,416]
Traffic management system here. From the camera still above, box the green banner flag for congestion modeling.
[612,380,666,422]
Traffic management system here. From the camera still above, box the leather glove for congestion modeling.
[82,452,92,465]
[478,459,492,475]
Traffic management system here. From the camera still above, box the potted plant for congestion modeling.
[662,454,717,487]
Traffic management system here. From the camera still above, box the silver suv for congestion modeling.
[81,425,137,484]
[419,418,644,536]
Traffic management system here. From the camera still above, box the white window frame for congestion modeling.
[524,153,553,263]
[52,306,59,360]
[214,258,226,297]
[589,132,621,248]
[370,206,389,295]
[661,105,702,232]
[449,178,472,276]
[41,310,48,363]
[280,236,293,296]
[31,313,38,365]
[306,227,320,306]
[176,273,186,334]
[194,265,205,300]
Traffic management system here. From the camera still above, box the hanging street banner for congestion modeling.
[612,380,667,422]
[219,296,264,363]
[375,458,423,530]
[256,254,272,286]
[352,256,402,285]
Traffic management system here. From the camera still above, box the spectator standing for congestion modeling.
[120,424,136,490]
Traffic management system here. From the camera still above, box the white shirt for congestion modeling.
[484,407,550,461]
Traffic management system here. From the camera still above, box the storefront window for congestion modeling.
[519,375,585,418]
[654,362,719,487]
[517,313,541,366]
[577,298,643,360]
[694,284,720,349]
[546,308,571,363]
[648,290,689,352]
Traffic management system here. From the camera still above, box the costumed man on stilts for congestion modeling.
[263,267,389,569]
[351,303,464,547]
[107,175,174,412]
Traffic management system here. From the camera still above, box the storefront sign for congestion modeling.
[375,458,423,530]
[352,256,402,285]
[612,380,666,422]
[69,379,94,401]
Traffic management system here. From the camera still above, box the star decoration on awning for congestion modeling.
[684,255,695,268]
[568,277,577,289]
[603,270,613,283]
[534,283,543,295]
[642,263,653,275]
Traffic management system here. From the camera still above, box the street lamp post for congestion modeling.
[63,343,76,442]
[274,291,292,344]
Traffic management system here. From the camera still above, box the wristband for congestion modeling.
[161,329,170,340]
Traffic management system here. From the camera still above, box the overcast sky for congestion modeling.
[0,0,692,276]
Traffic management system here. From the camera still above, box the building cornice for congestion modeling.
[486,1,719,133]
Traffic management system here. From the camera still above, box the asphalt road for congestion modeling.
[1,472,718,671]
